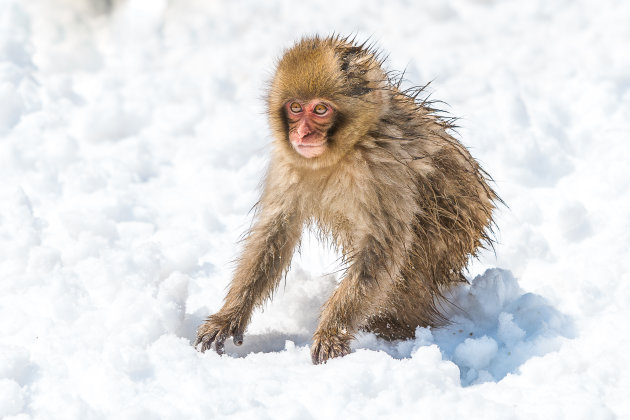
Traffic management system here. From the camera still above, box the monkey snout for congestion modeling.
[296,120,312,137]
[297,128,312,138]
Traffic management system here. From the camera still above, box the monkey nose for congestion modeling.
[297,121,311,137]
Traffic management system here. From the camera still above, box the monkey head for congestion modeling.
[284,99,335,158]
[267,36,387,169]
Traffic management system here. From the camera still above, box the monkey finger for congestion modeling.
[215,333,228,355]
[233,332,244,346]
[196,330,219,353]
[194,332,206,347]
[311,344,324,365]
[199,335,215,353]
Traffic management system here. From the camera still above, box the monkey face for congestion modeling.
[285,99,336,158]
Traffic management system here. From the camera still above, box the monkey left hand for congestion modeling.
[195,313,245,355]
[310,329,353,364]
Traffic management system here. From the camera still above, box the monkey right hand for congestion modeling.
[195,313,245,355]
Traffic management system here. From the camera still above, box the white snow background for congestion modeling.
[1,0,629,418]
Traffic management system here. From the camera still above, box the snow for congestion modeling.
[1,0,629,418]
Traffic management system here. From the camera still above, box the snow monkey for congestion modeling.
[196,35,498,364]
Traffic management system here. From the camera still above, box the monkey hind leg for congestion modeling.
[362,278,448,341]
[361,313,417,341]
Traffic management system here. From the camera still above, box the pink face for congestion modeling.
[285,99,335,158]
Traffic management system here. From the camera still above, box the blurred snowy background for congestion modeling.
[1,0,629,418]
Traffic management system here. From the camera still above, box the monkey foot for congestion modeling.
[195,314,244,354]
[311,330,352,364]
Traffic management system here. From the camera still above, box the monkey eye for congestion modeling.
[313,103,328,115]
[289,102,303,113]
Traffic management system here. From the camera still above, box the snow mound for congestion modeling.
[351,268,573,386]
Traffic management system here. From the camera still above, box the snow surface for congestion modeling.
[1,0,629,418]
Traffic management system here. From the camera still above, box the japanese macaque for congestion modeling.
[196,35,498,364]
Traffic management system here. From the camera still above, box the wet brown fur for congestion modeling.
[196,35,498,364]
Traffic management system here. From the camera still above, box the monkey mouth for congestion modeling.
[296,142,326,148]
[293,142,327,158]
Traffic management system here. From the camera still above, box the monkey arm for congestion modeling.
[196,206,303,354]
[312,224,410,364]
